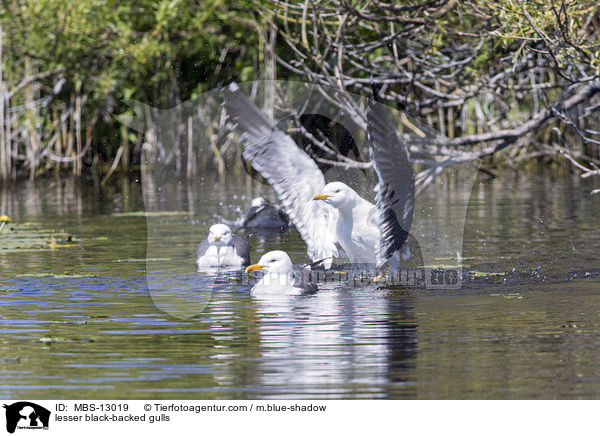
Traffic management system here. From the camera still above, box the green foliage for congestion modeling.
[1,0,263,100]
[0,0,262,172]
[0,0,599,177]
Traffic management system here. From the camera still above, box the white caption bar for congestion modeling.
[0,400,596,435]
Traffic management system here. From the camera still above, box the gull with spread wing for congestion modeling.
[224,83,414,270]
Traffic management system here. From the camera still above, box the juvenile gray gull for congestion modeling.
[242,197,289,231]
[196,223,251,268]
[245,250,317,296]
[224,83,414,270]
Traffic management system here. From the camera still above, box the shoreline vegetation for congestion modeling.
[0,1,598,192]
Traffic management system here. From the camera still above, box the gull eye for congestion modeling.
[270,259,276,263]
[335,189,341,193]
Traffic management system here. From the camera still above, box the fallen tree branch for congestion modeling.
[433,79,600,148]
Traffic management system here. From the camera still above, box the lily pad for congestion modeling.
[37,337,96,344]
[113,258,171,262]
[16,272,99,278]
[53,320,88,325]
[111,211,191,217]
[0,222,77,253]
[468,270,506,278]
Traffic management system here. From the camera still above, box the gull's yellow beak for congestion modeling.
[312,193,330,201]
[213,235,220,242]
[245,264,264,273]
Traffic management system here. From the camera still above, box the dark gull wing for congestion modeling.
[292,265,318,293]
[232,234,251,265]
[224,83,338,266]
[196,239,210,259]
[276,207,290,227]
[367,99,415,268]
[242,205,264,228]
[243,205,289,230]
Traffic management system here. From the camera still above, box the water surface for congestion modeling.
[0,171,599,399]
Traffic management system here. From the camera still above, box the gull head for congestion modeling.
[251,197,268,208]
[313,181,355,209]
[245,250,293,274]
[207,223,233,246]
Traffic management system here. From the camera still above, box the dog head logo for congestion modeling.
[3,402,50,434]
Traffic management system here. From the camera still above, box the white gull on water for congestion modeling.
[245,250,318,296]
[224,83,414,270]
[196,223,251,268]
